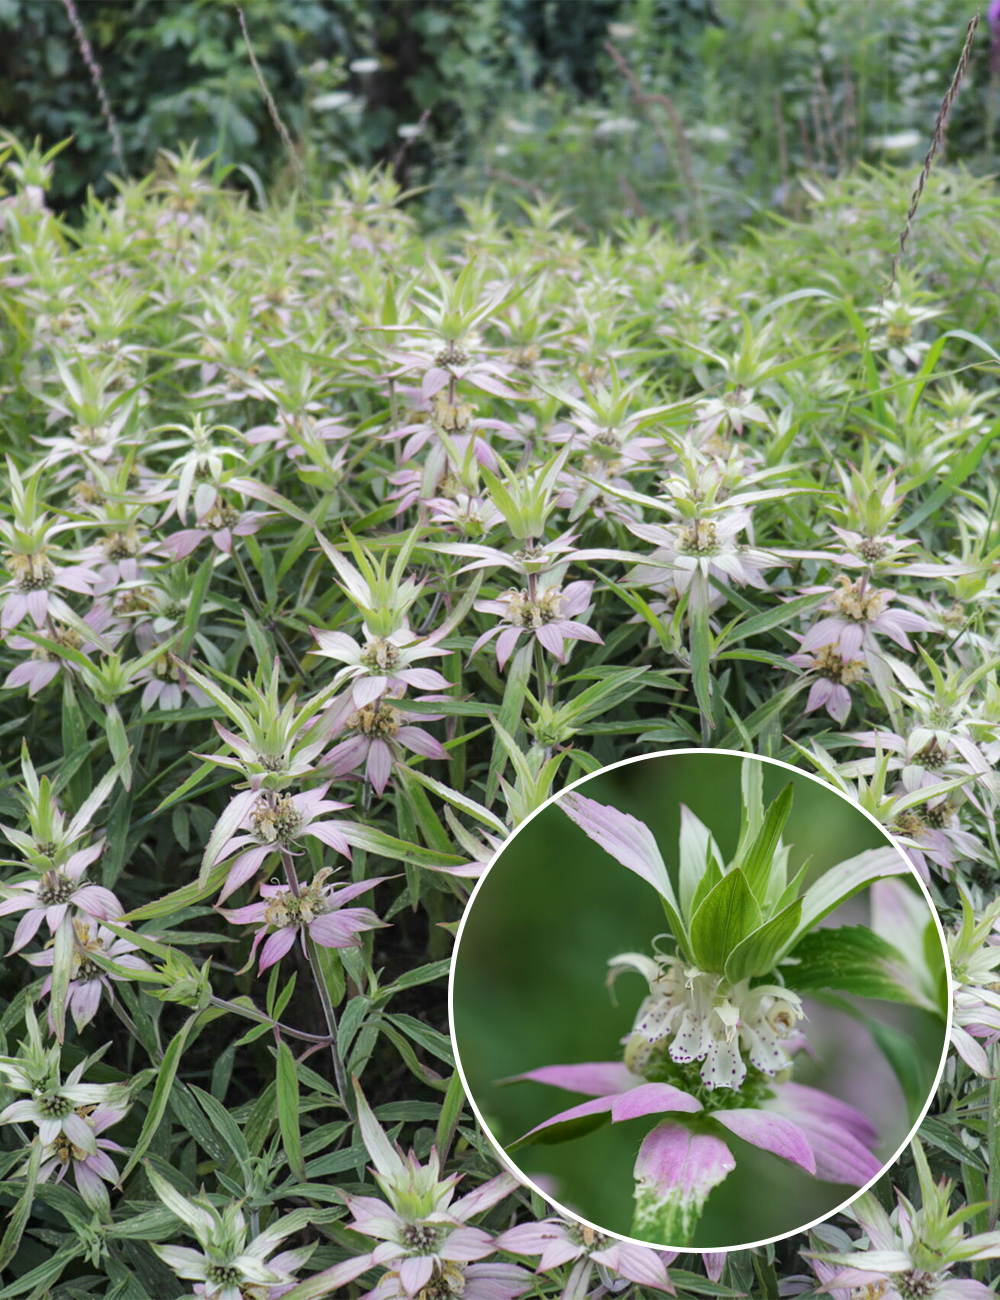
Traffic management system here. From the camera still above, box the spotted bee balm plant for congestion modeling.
[503,762,948,1246]
[0,82,998,1299]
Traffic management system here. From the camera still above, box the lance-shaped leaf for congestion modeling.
[795,847,907,941]
[560,792,679,912]
[688,868,762,974]
[724,898,803,983]
[736,757,764,858]
[49,913,75,1044]
[678,805,722,919]
[737,782,794,903]
[0,1139,42,1270]
[782,925,939,1011]
[276,1041,306,1180]
[632,1121,735,1247]
[352,1078,409,1184]
[507,1095,617,1150]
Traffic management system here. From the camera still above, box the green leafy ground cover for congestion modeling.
[0,141,998,1295]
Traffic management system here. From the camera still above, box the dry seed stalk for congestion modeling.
[60,0,127,177]
[237,7,306,189]
[886,9,981,296]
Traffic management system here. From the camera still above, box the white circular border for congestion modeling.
[447,747,954,1254]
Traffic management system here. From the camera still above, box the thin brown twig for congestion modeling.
[483,168,547,203]
[60,0,127,177]
[841,56,858,164]
[796,116,815,173]
[773,91,789,196]
[237,6,307,189]
[617,172,646,219]
[886,9,981,297]
[391,105,433,177]
[814,67,845,173]
[603,38,705,242]
[809,94,829,173]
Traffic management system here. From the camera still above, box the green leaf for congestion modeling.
[0,1139,42,1271]
[688,869,762,974]
[688,582,714,733]
[918,1117,986,1172]
[717,590,829,648]
[276,1041,306,1181]
[435,1071,466,1164]
[678,808,721,920]
[104,704,132,791]
[688,848,722,919]
[898,422,1000,536]
[338,824,467,871]
[507,1108,612,1152]
[188,1084,251,1171]
[49,914,74,1044]
[725,898,802,983]
[796,848,905,937]
[486,642,532,805]
[738,782,793,903]
[560,667,649,725]
[118,1010,200,1185]
[736,757,764,858]
[180,551,215,659]
[118,853,232,922]
[784,925,937,1008]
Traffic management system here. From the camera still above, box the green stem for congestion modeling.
[207,994,333,1045]
[232,546,309,681]
[280,847,354,1119]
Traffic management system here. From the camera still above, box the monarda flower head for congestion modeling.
[504,762,924,1246]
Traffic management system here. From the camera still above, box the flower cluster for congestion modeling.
[0,139,996,1299]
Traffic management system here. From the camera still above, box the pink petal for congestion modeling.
[351,676,387,708]
[713,1108,816,1175]
[560,792,675,903]
[396,726,447,760]
[326,877,388,907]
[397,668,450,690]
[218,846,272,902]
[26,589,49,626]
[304,822,352,856]
[495,626,522,670]
[72,885,123,921]
[506,1062,636,1096]
[366,739,392,795]
[595,1242,674,1292]
[69,979,104,1030]
[611,1082,703,1122]
[534,623,566,659]
[438,1226,496,1262]
[805,678,833,712]
[558,621,603,646]
[633,1121,735,1242]
[258,926,298,971]
[10,907,45,952]
[308,909,382,948]
[397,1255,435,1295]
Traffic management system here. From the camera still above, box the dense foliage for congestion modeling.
[0,135,998,1298]
[2,0,995,237]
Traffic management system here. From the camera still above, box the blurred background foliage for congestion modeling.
[451,754,947,1246]
[0,0,995,237]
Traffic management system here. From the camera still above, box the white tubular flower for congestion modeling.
[612,953,804,1091]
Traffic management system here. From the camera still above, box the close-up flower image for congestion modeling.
[452,754,950,1248]
[2,1,1000,1296]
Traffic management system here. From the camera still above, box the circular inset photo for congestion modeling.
[449,751,950,1251]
